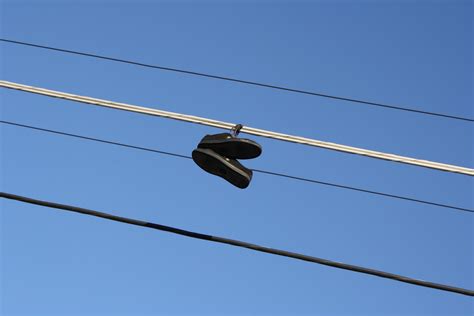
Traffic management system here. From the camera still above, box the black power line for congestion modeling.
[2,120,472,214]
[1,192,472,296]
[251,169,474,213]
[1,38,472,123]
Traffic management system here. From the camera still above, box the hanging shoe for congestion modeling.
[197,133,262,160]
[192,147,252,189]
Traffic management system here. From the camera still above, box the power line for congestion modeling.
[251,169,474,214]
[1,192,472,296]
[1,38,472,123]
[2,80,473,176]
[2,120,472,214]
[1,120,193,160]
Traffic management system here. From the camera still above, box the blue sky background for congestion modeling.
[1,0,473,315]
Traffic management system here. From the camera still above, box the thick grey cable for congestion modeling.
[1,80,472,176]
[1,192,473,296]
[1,120,472,213]
[1,38,472,122]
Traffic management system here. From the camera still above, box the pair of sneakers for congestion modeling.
[192,133,262,189]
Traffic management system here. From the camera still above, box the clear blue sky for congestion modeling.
[1,0,473,315]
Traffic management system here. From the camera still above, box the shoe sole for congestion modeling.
[192,148,252,189]
[198,138,262,160]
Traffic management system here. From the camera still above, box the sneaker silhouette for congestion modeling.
[192,147,252,189]
[197,133,262,160]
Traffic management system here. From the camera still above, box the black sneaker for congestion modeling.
[197,133,262,160]
[192,148,252,189]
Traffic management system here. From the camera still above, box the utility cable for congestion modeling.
[1,80,473,176]
[1,192,472,296]
[2,120,472,213]
[1,38,472,123]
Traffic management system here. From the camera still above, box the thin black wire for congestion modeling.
[1,38,472,123]
[2,120,472,214]
[251,169,474,213]
[1,192,472,297]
